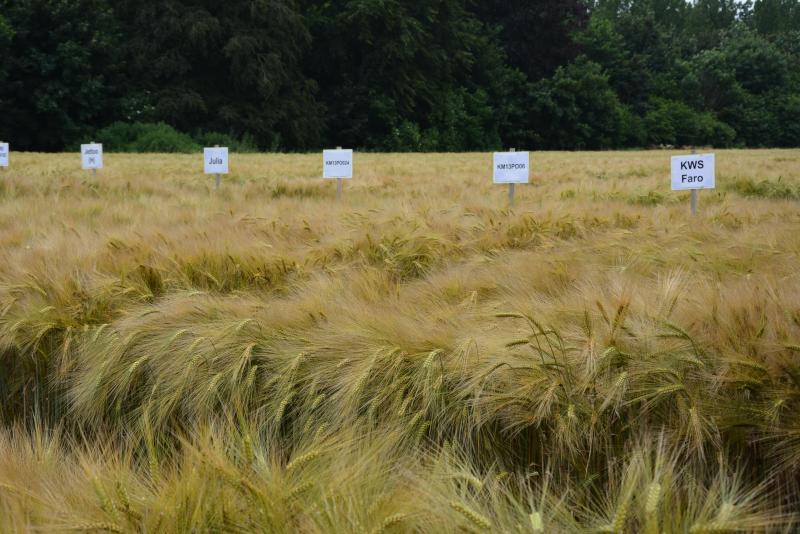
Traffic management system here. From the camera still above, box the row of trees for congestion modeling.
[0,0,798,152]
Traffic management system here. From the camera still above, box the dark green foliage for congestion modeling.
[728,177,800,199]
[194,131,258,153]
[471,0,589,81]
[527,58,631,149]
[775,94,800,147]
[0,0,799,151]
[751,0,800,35]
[643,98,736,147]
[629,190,666,205]
[0,15,11,86]
[114,0,323,151]
[383,89,502,152]
[96,122,200,153]
[301,0,513,151]
[0,0,121,150]
[95,122,258,153]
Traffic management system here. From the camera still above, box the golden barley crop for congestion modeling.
[0,149,799,532]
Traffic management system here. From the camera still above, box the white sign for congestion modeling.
[204,147,229,174]
[81,143,103,170]
[671,153,715,190]
[323,149,353,179]
[493,152,530,184]
[0,143,8,167]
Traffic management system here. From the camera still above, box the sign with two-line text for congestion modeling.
[493,151,530,184]
[81,143,103,170]
[671,153,715,190]
[204,147,229,174]
[323,149,353,179]
[0,143,8,167]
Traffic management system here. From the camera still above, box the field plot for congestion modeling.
[1,150,800,532]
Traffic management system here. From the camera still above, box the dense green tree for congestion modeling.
[116,0,322,150]
[682,48,744,113]
[0,15,10,79]
[751,0,800,35]
[775,94,800,146]
[526,57,629,150]
[0,0,798,151]
[685,0,741,49]
[0,15,11,136]
[471,0,589,81]
[0,0,121,150]
[575,16,648,107]
[723,29,788,95]
[302,0,514,150]
[588,4,682,110]
[643,97,735,146]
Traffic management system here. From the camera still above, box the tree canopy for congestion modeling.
[0,0,797,151]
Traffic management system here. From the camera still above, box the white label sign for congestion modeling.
[671,153,715,190]
[323,149,353,179]
[81,143,103,170]
[0,143,8,167]
[493,152,530,184]
[204,147,229,174]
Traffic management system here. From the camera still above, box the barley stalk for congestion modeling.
[645,482,662,514]
[414,421,430,446]
[313,423,328,443]
[309,393,326,412]
[164,328,188,348]
[371,513,408,534]
[243,432,254,465]
[125,355,149,380]
[353,368,371,398]
[91,323,110,343]
[452,472,484,491]
[422,348,442,372]
[206,372,224,397]
[611,497,629,533]
[234,318,254,333]
[529,510,544,533]
[450,501,491,530]
[644,482,662,534]
[244,365,259,393]
[397,396,412,417]
[286,481,313,501]
[690,502,737,533]
[286,449,321,474]
[275,391,294,425]
[67,523,122,533]
[92,477,118,519]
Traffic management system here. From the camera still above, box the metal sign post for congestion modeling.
[214,145,221,190]
[670,149,715,215]
[508,148,516,207]
[336,146,343,201]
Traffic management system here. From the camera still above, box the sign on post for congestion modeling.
[671,153,715,191]
[324,148,352,201]
[494,150,529,206]
[0,142,8,168]
[204,146,229,190]
[493,151,530,184]
[323,149,353,179]
[81,143,103,171]
[671,153,715,216]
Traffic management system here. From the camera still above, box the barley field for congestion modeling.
[1,150,799,532]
